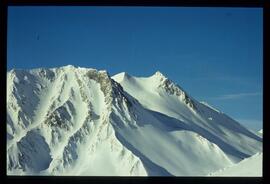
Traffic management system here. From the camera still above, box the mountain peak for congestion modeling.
[60,65,77,71]
[152,71,167,79]
[112,72,131,82]
[121,72,131,77]
[64,64,75,68]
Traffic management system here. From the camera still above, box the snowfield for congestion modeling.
[208,152,262,176]
[7,65,262,176]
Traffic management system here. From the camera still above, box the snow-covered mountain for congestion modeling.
[6,66,262,176]
[208,152,262,176]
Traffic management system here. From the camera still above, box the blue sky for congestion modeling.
[7,6,263,131]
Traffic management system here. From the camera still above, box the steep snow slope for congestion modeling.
[112,72,262,162]
[7,66,147,176]
[208,152,262,176]
[109,86,233,176]
[7,66,262,176]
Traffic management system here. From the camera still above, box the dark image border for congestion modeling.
[1,0,269,184]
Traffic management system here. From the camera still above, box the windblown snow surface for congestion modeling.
[7,66,262,176]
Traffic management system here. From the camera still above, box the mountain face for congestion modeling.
[6,66,262,176]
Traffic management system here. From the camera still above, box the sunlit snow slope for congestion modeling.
[112,72,262,162]
[7,66,262,176]
[208,152,262,176]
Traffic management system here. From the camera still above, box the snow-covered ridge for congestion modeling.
[113,71,197,112]
[7,66,262,176]
[150,71,167,80]
[7,66,146,176]
[112,72,132,82]
[200,101,221,113]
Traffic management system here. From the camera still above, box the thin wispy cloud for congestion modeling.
[235,118,262,131]
[188,75,260,87]
[211,92,262,100]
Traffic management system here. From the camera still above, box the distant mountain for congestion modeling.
[7,66,262,176]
